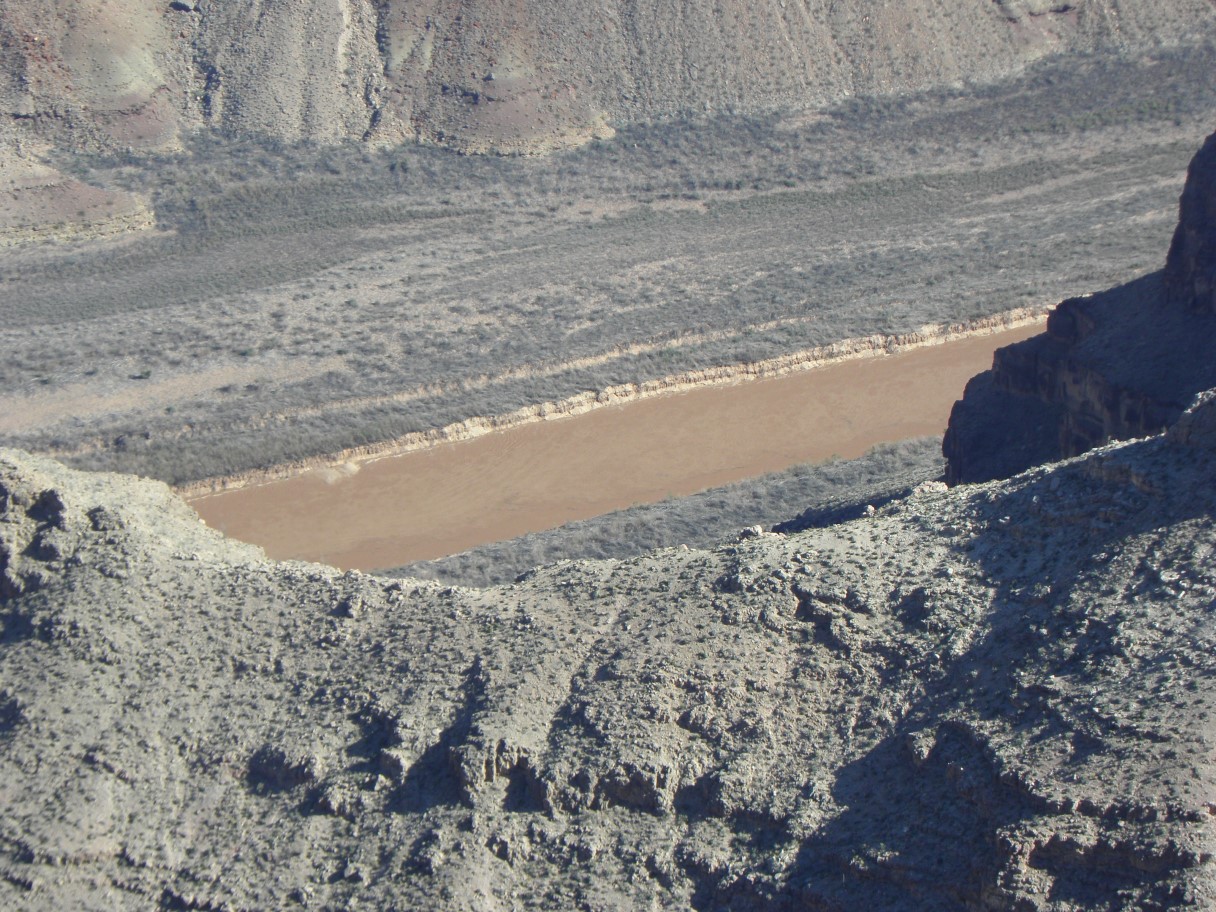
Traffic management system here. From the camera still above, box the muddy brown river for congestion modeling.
[188,324,1040,570]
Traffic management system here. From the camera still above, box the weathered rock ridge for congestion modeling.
[4,390,1216,908]
[944,130,1216,484]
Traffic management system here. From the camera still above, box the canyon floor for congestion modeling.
[1,47,1213,489]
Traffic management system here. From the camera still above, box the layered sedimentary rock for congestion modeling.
[4,392,1216,910]
[944,130,1216,484]
[0,153,152,246]
[2,0,1214,158]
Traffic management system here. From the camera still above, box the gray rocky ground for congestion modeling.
[3,391,1216,909]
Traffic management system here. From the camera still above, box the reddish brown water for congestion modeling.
[189,324,1039,570]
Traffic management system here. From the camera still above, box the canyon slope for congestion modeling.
[5,1,1214,247]
[944,130,1216,484]
[3,0,1215,160]
[3,379,1216,910]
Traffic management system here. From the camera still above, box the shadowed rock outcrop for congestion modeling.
[1167,131,1216,314]
[944,130,1216,484]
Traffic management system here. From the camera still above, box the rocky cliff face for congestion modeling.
[2,0,1213,158]
[1167,131,1216,314]
[4,392,1216,910]
[944,130,1216,484]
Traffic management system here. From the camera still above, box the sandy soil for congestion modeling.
[188,324,1039,569]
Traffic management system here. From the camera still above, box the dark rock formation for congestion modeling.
[944,131,1216,484]
[1167,131,1216,314]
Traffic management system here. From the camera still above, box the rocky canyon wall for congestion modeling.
[944,130,1216,484]
[2,0,1214,158]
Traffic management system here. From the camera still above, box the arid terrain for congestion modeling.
[5,0,1213,160]
[5,4,1216,909]
[0,30,1213,490]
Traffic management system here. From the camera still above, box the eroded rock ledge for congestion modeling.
[944,131,1216,485]
[4,386,1216,909]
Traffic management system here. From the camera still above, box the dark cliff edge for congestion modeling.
[944,130,1216,485]
[1167,130,1216,314]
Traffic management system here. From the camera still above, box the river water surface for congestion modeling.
[188,323,1040,570]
